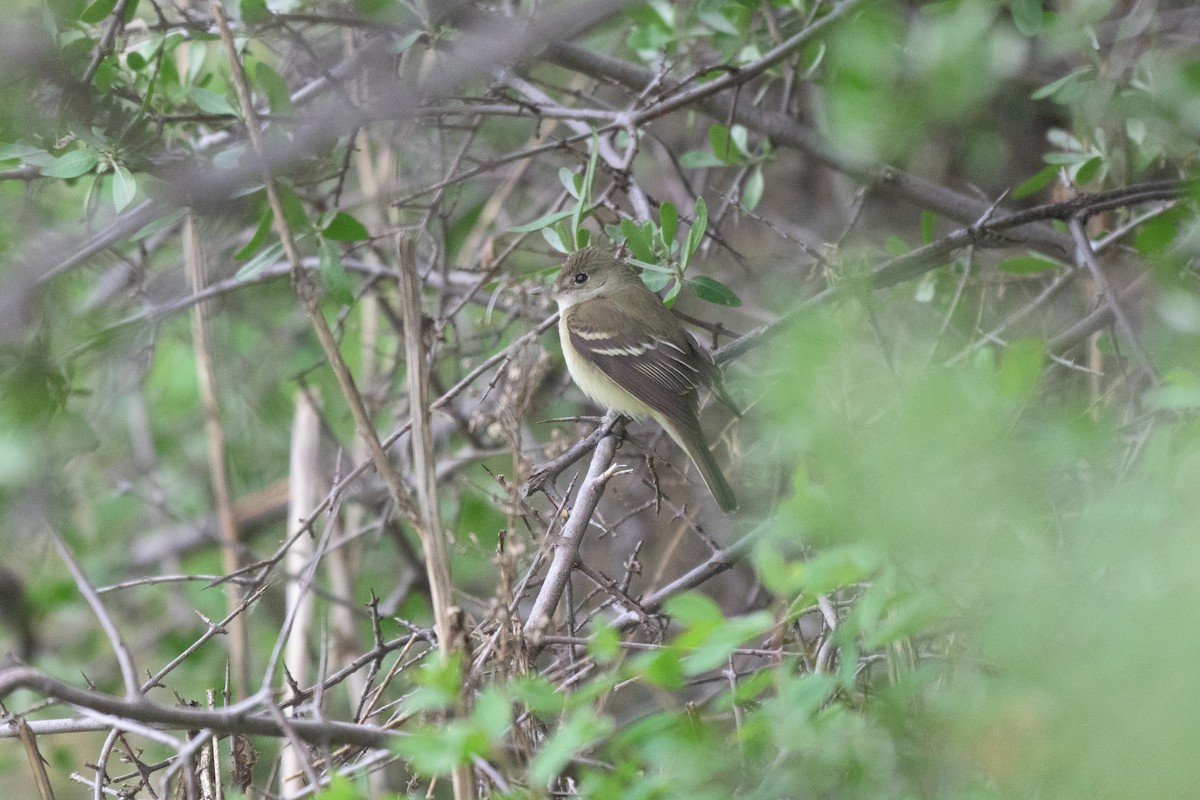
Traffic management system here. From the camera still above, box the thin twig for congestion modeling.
[47,529,140,699]
[1068,216,1160,382]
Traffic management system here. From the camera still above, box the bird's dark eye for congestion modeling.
[573,272,588,285]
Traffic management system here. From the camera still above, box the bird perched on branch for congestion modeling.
[551,248,738,512]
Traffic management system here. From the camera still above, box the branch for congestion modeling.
[608,534,754,629]
[395,235,476,800]
[1068,216,1161,382]
[545,41,1067,251]
[183,210,250,698]
[716,181,1191,365]
[213,1,419,537]
[524,412,624,640]
[0,667,398,749]
[48,529,140,700]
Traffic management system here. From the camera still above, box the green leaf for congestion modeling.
[662,279,681,307]
[1030,66,1092,100]
[509,208,574,233]
[659,201,678,245]
[588,624,621,663]
[1144,369,1200,411]
[997,255,1061,273]
[42,149,99,179]
[403,654,463,714]
[681,611,774,674]
[1134,215,1177,257]
[571,131,599,241]
[252,61,293,114]
[80,0,118,23]
[235,205,273,259]
[510,675,565,717]
[708,124,738,164]
[665,591,724,627]
[471,686,513,742]
[641,269,671,293]
[132,209,186,242]
[311,776,358,800]
[920,209,937,245]
[234,240,284,281]
[1009,0,1044,36]
[1012,164,1058,199]
[682,197,707,269]
[276,183,308,232]
[885,236,910,256]
[542,225,568,254]
[729,125,750,157]
[742,165,764,212]
[914,272,936,303]
[559,166,582,199]
[687,275,741,307]
[699,8,739,35]
[863,592,950,648]
[0,143,46,161]
[390,29,423,54]
[189,87,238,116]
[679,150,728,169]
[529,709,613,786]
[636,648,685,688]
[620,218,656,263]
[1072,155,1105,185]
[998,337,1045,399]
[319,240,355,306]
[241,0,270,24]
[799,547,878,596]
[92,58,116,92]
[393,720,484,776]
[322,211,370,241]
[110,164,136,212]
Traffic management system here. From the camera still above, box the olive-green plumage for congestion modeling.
[552,248,737,512]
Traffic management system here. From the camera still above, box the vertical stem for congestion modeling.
[183,211,249,698]
[395,236,475,800]
[211,0,416,524]
[279,391,321,799]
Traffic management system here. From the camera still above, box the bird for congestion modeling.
[551,247,738,512]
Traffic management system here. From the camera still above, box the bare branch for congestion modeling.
[0,667,399,750]
[47,530,140,700]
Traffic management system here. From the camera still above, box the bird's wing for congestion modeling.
[565,297,703,429]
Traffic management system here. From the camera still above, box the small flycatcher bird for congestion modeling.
[551,248,737,512]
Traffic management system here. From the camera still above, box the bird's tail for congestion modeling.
[662,418,738,513]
